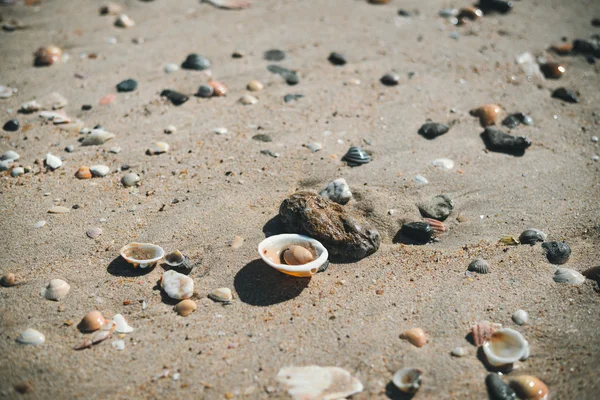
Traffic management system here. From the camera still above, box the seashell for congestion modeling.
[512,309,528,325]
[399,328,428,347]
[204,0,252,11]
[160,89,189,105]
[45,153,62,170]
[550,42,573,55]
[0,85,16,99]
[380,72,400,86]
[208,81,228,96]
[284,93,304,103]
[482,328,530,367]
[423,218,446,234]
[431,158,454,170]
[486,374,517,400]
[499,236,520,245]
[258,234,328,277]
[86,227,102,239]
[121,172,140,187]
[471,321,502,346]
[247,80,264,92]
[113,313,133,333]
[418,122,450,139]
[551,87,578,103]
[196,84,214,98]
[276,365,363,400]
[282,245,315,266]
[392,368,422,394]
[99,3,122,15]
[164,125,177,134]
[165,250,193,273]
[451,347,468,357]
[77,310,107,332]
[470,104,502,127]
[1,272,16,287]
[34,45,62,67]
[582,266,600,282]
[304,142,323,152]
[519,229,546,245]
[11,167,24,177]
[342,146,371,166]
[542,241,571,264]
[229,235,244,249]
[181,53,212,71]
[161,270,194,300]
[267,65,299,85]
[120,243,165,268]
[146,141,169,155]
[16,328,45,345]
[48,206,70,214]
[39,110,70,124]
[468,258,490,274]
[540,63,566,79]
[509,376,549,400]
[75,166,92,179]
[114,14,135,28]
[81,129,116,146]
[400,222,433,244]
[20,100,42,113]
[264,49,286,61]
[175,299,197,316]
[90,165,110,177]
[112,340,125,350]
[40,279,70,301]
[1,150,19,162]
[552,268,585,285]
[208,287,233,303]
[479,0,513,14]
[239,94,258,105]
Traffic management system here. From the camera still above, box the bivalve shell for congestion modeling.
[1,272,16,287]
[114,14,135,28]
[161,270,194,300]
[208,287,233,303]
[239,94,258,105]
[75,166,92,179]
[175,299,197,316]
[509,376,549,400]
[247,80,263,91]
[81,129,116,146]
[277,366,363,400]
[120,242,165,268]
[399,328,428,347]
[470,104,502,127]
[482,328,530,367]
[423,218,446,234]
[40,279,70,301]
[147,141,169,155]
[468,258,490,274]
[519,229,546,245]
[553,268,585,285]
[258,234,328,277]
[16,328,45,345]
[34,45,62,67]
[512,309,529,325]
[78,310,107,332]
[392,368,422,394]
[90,165,110,177]
[342,146,371,166]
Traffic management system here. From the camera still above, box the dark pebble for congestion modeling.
[573,38,600,58]
[116,78,138,92]
[400,222,433,244]
[122,164,130,170]
[328,52,347,66]
[501,112,533,129]
[284,94,304,103]
[418,122,449,139]
[231,51,244,58]
[267,65,299,85]
[519,229,546,245]
[93,124,103,130]
[481,127,531,154]
[397,9,411,17]
[196,85,214,98]
[181,53,211,71]
[160,89,189,106]
[72,204,80,209]
[540,63,565,79]
[252,134,272,142]
[485,374,516,400]
[3,119,19,132]
[418,194,454,221]
[478,0,513,14]
[542,241,571,265]
[380,72,399,86]
[551,88,578,103]
[81,104,92,111]
[264,49,286,61]
[592,18,600,27]
[342,146,371,166]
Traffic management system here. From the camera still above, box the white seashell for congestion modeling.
[111,340,125,351]
[0,85,16,99]
[482,328,530,368]
[164,125,177,134]
[115,14,135,28]
[161,270,194,300]
[11,167,24,177]
[120,242,165,268]
[81,129,116,146]
[258,234,328,277]
[208,287,233,303]
[212,127,228,135]
[432,158,454,170]
[16,328,45,345]
[451,346,468,357]
[90,165,110,177]
[147,141,169,155]
[276,366,363,400]
[392,368,422,394]
[33,220,46,228]
[39,111,70,124]
[512,309,529,325]
[0,160,12,171]
[113,314,133,333]
[45,153,62,170]
[40,279,70,301]
[239,94,258,105]
[414,175,429,184]
[553,268,585,285]
[1,150,20,162]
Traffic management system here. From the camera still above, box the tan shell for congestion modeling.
[239,94,258,105]
[282,245,315,266]
[40,279,70,301]
[247,80,263,92]
[1,272,16,287]
[400,328,428,348]
[175,299,197,317]
[77,310,107,332]
[509,376,549,400]
[470,104,502,127]
[550,43,573,55]
[208,287,233,303]
[208,81,227,97]
[34,46,62,66]
[75,166,92,179]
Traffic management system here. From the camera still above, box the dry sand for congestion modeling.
[1,0,599,398]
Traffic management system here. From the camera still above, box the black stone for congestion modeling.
[181,54,211,71]
[501,112,533,129]
[196,85,214,98]
[252,134,272,142]
[328,52,347,66]
[160,89,189,106]
[573,38,600,58]
[478,0,513,13]
[283,94,304,103]
[592,18,600,27]
[380,72,399,86]
[3,119,19,132]
[81,104,92,111]
[264,49,286,61]
[116,78,138,92]
[397,9,411,17]
[267,65,299,85]
[519,229,546,245]
[551,88,579,103]
[400,222,433,244]
[542,241,571,265]
[481,127,531,155]
[485,374,516,400]
[418,122,449,139]
[93,124,104,130]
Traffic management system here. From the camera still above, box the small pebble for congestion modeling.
[247,80,264,91]
[109,147,121,154]
[147,142,169,155]
[451,347,468,357]
[208,81,228,96]
[48,206,70,214]
[591,136,598,143]
[208,287,233,303]
[380,72,400,86]
[260,149,279,158]
[304,142,323,152]
[181,54,211,70]
[418,122,449,139]
[86,227,102,239]
[1,150,19,162]
[319,178,352,205]
[213,127,228,135]
[542,241,571,264]
[114,14,135,28]
[284,94,304,103]
[239,94,258,105]
[164,63,179,73]
[111,340,125,351]
[90,165,110,177]
[161,90,188,106]
[267,65,299,85]
[512,309,528,325]
[400,222,433,244]
[45,153,62,170]
[3,119,19,132]
[116,78,138,92]
[328,52,347,66]
[414,175,428,184]
[432,158,454,170]
[253,134,272,142]
[264,49,286,61]
[122,172,140,187]
[552,88,578,103]
[231,51,245,58]
[540,63,566,79]
[196,85,214,98]
[33,220,46,228]
[229,236,244,249]
[100,3,122,16]
[10,167,24,177]
[164,125,177,134]
[65,144,75,153]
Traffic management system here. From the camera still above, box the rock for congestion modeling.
[196,84,214,98]
[432,158,454,169]
[551,88,578,103]
[208,81,227,96]
[0,160,12,171]
[11,167,24,177]
[553,268,585,284]
[252,134,272,142]
[122,172,140,187]
[400,222,433,244]
[212,127,228,135]
[540,63,566,79]
[1,150,19,162]
[542,241,571,264]
[278,191,381,260]
[161,270,194,300]
[319,178,352,205]
[481,127,531,154]
[264,49,286,61]
[208,287,233,303]
[283,94,304,103]
[485,374,517,400]
[501,113,534,129]
[239,94,258,105]
[470,104,502,127]
[109,147,121,154]
[160,90,188,106]
[328,52,347,66]
[512,309,528,325]
[81,129,116,146]
[304,142,322,152]
[116,78,138,92]
[478,0,513,13]
[99,3,122,15]
[65,144,75,152]
[45,153,62,170]
[418,122,449,139]
[147,141,169,155]
[164,125,176,134]
[114,14,135,28]
[247,80,263,91]
[380,72,400,86]
[267,65,299,85]
[3,119,19,131]
[414,175,428,184]
[181,53,211,70]
[164,63,179,73]
[34,45,62,67]
[48,206,70,214]
[418,194,454,221]
[90,165,110,177]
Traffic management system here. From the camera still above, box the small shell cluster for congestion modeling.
[74,313,133,350]
[258,234,328,277]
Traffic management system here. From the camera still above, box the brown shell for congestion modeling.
[471,321,502,346]
[282,245,315,265]
[209,81,227,97]
[470,104,502,127]
[34,46,62,66]
[175,299,197,317]
[77,310,107,332]
[583,266,600,281]
[509,376,549,400]
[399,328,428,348]
[423,218,446,234]
[75,166,92,180]
[1,272,16,287]
[540,63,566,79]
[550,43,573,55]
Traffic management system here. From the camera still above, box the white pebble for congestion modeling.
[164,125,177,134]
[90,165,110,177]
[512,309,529,325]
[111,340,125,351]
[1,150,19,162]
[414,175,428,184]
[591,136,598,143]
[10,167,24,177]
[164,63,179,73]
[45,153,62,170]
[212,127,228,135]
[33,220,46,228]
[451,347,467,357]
[432,158,454,170]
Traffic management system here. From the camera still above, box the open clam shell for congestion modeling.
[392,368,422,394]
[258,234,328,277]
[482,328,530,368]
[120,243,165,268]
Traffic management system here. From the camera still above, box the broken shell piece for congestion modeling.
[392,368,422,394]
[75,321,116,350]
[115,14,135,28]
[40,279,70,301]
[34,45,62,67]
[472,321,502,346]
[16,328,45,345]
[482,328,530,368]
[1,272,16,287]
[81,129,116,146]
[208,287,233,303]
[113,314,133,333]
[120,243,165,268]
[204,0,252,10]
[78,310,108,332]
[276,366,363,400]
[470,104,502,127]
[509,376,549,400]
[175,299,197,316]
[499,236,520,245]
[553,268,585,285]
[423,218,446,234]
[20,100,42,113]
[161,270,194,300]
[147,141,169,155]
[258,234,328,278]
[399,328,428,347]
[75,166,92,179]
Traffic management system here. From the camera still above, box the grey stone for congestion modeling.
[319,178,352,205]
[417,194,454,221]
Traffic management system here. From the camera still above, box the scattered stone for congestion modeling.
[277,366,363,400]
[481,127,531,154]
[400,222,433,244]
[519,228,546,245]
[512,309,528,325]
[231,50,245,58]
[11,167,24,177]
[48,206,70,214]
[260,149,279,158]
[342,146,371,166]
[116,78,138,92]
[418,122,449,139]
[81,129,116,146]
[478,0,513,14]
[181,53,212,70]
[239,94,258,105]
[33,220,46,229]
[99,3,122,15]
[468,258,491,274]
[0,160,11,171]
[164,63,179,73]
[470,104,502,127]
[304,142,323,152]
[208,81,228,96]
[1,150,19,162]
[551,88,578,103]
[161,90,188,106]
[208,287,233,303]
[283,94,304,103]
[264,49,286,61]
[3,119,19,131]
[252,134,272,142]
[540,63,566,79]
[114,14,135,28]
[267,65,299,85]
[147,141,169,155]
[45,153,62,170]
[175,299,197,317]
[86,227,102,239]
[542,241,571,264]
[485,374,516,400]
[1,272,16,287]
[380,72,400,86]
[109,147,121,154]
[247,80,264,91]
[122,172,140,187]
[279,192,381,260]
[34,45,62,67]
[164,125,177,134]
[451,347,468,357]
[553,268,585,284]
[65,144,75,152]
[319,178,352,205]
[90,165,110,177]
[0,85,16,99]
[418,194,454,221]
[14,382,34,395]
[502,112,534,129]
[161,270,194,300]
[328,52,347,66]
[196,84,214,98]
[212,127,228,135]
[432,158,454,170]
[414,175,428,184]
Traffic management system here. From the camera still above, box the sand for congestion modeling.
[1,0,599,398]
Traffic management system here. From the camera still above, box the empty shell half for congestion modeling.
[120,242,165,268]
[175,299,197,316]
[113,314,133,333]
[482,328,529,368]
[392,368,422,394]
[258,234,328,277]
[16,328,45,345]
[40,279,70,301]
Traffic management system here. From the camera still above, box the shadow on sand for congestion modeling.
[107,256,155,277]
